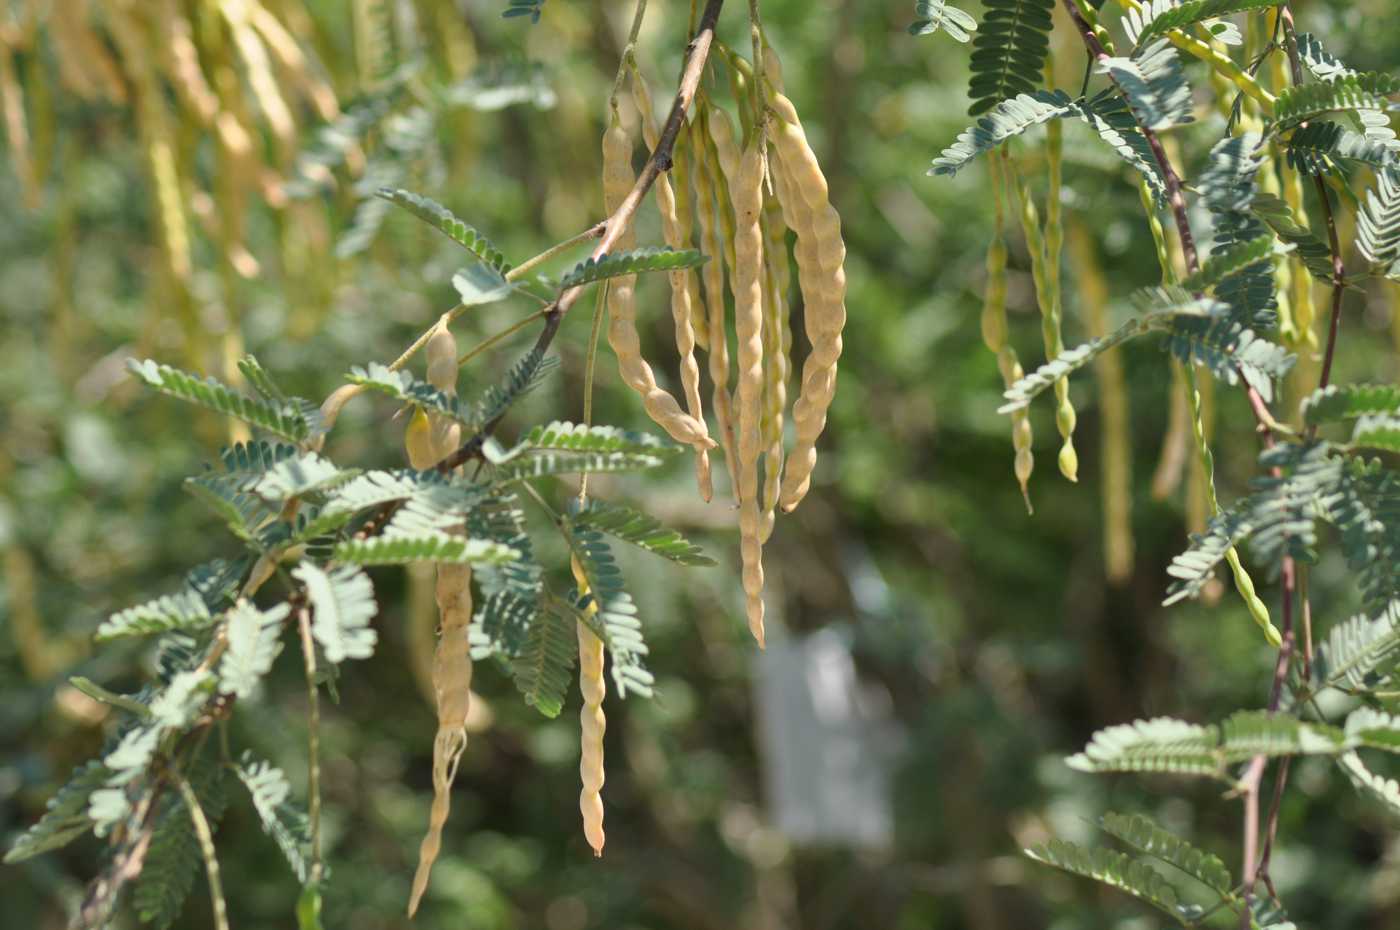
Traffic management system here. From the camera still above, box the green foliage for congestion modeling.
[908,0,976,41]
[332,534,519,566]
[1303,384,1400,426]
[1285,121,1397,175]
[1099,40,1195,132]
[295,564,378,663]
[509,604,576,717]
[1180,235,1285,293]
[966,0,1055,115]
[1338,752,1400,819]
[1357,169,1400,277]
[931,91,1078,176]
[5,762,111,864]
[133,759,228,930]
[1129,0,1282,47]
[568,499,716,566]
[1026,840,1189,922]
[1099,812,1233,894]
[96,590,214,641]
[1271,73,1400,132]
[558,248,708,290]
[491,421,681,481]
[234,755,312,882]
[127,361,312,443]
[565,529,655,698]
[1252,193,1343,281]
[375,187,512,276]
[1066,716,1224,778]
[219,602,290,701]
[1314,607,1400,691]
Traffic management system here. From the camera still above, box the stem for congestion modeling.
[297,607,324,886]
[578,283,608,504]
[436,0,728,474]
[173,772,230,930]
[505,222,607,283]
[610,0,650,107]
[455,308,550,368]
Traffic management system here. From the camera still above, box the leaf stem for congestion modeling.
[297,607,324,886]
[505,223,607,283]
[173,771,230,930]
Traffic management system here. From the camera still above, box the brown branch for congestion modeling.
[436,0,726,474]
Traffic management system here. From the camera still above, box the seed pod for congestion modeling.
[601,108,715,450]
[730,136,768,647]
[984,149,1034,509]
[48,0,128,103]
[425,324,462,458]
[765,91,846,513]
[631,71,713,501]
[407,563,473,915]
[690,108,738,492]
[571,556,607,856]
[759,191,789,539]
[670,124,711,349]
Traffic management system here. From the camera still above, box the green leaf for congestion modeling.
[1066,716,1225,778]
[559,248,708,290]
[68,677,152,718]
[1351,414,1400,453]
[1285,121,1398,175]
[452,263,513,306]
[295,563,378,663]
[4,761,111,863]
[97,589,213,641]
[966,0,1056,115]
[1338,751,1400,819]
[471,347,559,427]
[1272,73,1400,131]
[1252,193,1344,281]
[297,469,431,539]
[908,0,976,40]
[1180,235,1286,293]
[237,355,288,403]
[1026,839,1186,921]
[1315,607,1400,691]
[234,754,312,882]
[1099,40,1194,131]
[1344,708,1400,753]
[1357,169,1400,277]
[128,360,311,443]
[333,533,520,566]
[1163,315,1294,403]
[510,607,576,717]
[564,530,654,698]
[492,421,680,482]
[1129,0,1282,47]
[254,452,356,502]
[1099,812,1233,894]
[347,363,470,425]
[931,90,1078,177]
[1302,384,1400,426]
[219,601,290,700]
[376,187,511,274]
[1217,711,1346,761]
[568,499,716,566]
[471,590,539,659]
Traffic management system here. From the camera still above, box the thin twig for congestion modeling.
[505,222,607,283]
[173,772,230,930]
[297,607,324,886]
[455,307,550,368]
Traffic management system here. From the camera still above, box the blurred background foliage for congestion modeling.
[3,0,1400,928]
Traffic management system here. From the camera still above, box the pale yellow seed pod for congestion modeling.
[759,196,789,540]
[670,125,711,349]
[407,562,474,915]
[602,109,715,450]
[730,138,768,647]
[690,111,738,493]
[571,556,607,856]
[766,92,846,513]
[632,72,713,501]
[425,325,462,460]
[49,0,128,103]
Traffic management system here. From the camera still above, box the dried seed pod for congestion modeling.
[601,108,715,450]
[670,123,711,349]
[407,563,473,915]
[49,0,127,103]
[571,556,607,856]
[765,90,846,513]
[689,108,737,491]
[758,191,789,540]
[162,3,218,126]
[631,71,713,501]
[730,137,767,646]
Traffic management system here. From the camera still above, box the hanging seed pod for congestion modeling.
[571,556,607,856]
[49,0,127,103]
[764,88,846,513]
[730,135,768,646]
[601,107,714,450]
[758,190,790,540]
[631,70,713,500]
[985,150,1034,508]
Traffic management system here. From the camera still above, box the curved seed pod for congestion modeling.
[670,123,710,349]
[631,71,713,501]
[690,108,737,492]
[162,2,218,126]
[730,137,767,646]
[571,556,607,856]
[1184,365,1279,643]
[758,192,789,540]
[48,0,128,103]
[985,150,1034,509]
[407,563,473,915]
[601,108,715,450]
[765,91,846,513]
[425,325,462,458]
